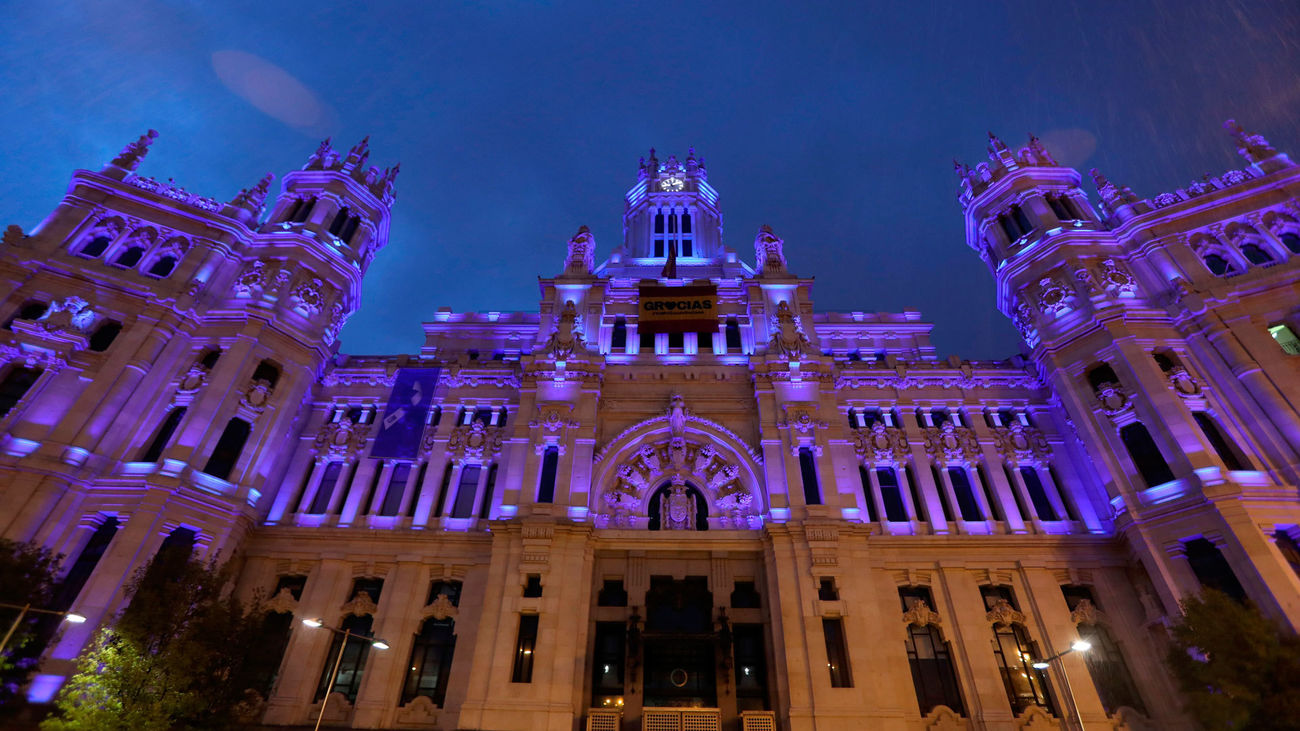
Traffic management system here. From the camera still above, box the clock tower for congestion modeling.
[619,148,726,266]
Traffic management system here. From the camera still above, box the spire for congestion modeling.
[109,129,158,172]
[304,137,335,170]
[987,131,1009,155]
[342,136,370,173]
[229,173,274,213]
[1223,119,1278,164]
[1025,134,1056,165]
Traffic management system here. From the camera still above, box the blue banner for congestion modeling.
[370,368,440,459]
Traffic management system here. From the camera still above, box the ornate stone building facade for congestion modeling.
[2,123,1299,730]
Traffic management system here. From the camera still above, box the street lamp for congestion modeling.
[300,618,389,731]
[1031,638,1091,730]
[0,601,86,657]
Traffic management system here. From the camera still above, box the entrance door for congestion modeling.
[641,576,718,707]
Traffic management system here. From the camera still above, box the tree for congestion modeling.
[1166,589,1300,730]
[41,543,285,731]
[0,538,62,708]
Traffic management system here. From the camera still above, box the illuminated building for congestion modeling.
[2,123,1299,730]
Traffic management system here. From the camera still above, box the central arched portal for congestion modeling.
[647,481,709,531]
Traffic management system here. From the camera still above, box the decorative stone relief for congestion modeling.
[922,421,980,466]
[902,600,942,628]
[110,129,158,171]
[314,419,371,458]
[1010,298,1038,345]
[530,402,579,434]
[599,432,755,530]
[542,300,584,360]
[776,405,827,434]
[754,224,787,275]
[36,296,98,334]
[340,590,379,617]
[1094,382,1131,417]
[853,423,909,464]
[446,421,503,464]
[991,422,1050,467]
[1068,598,1103,626]
[290,278,326,317]
[1167,366,1201,397]
[563,225,596,275]
[241,379,273,413]
[1034,276,1072,316]
[325,303,347,344]
[264,587,299,615]
[769,301,810,361]
[232,260,267,297]
[985,598,1026,627]
[177,363,209,395]
[1099,258,1138,297]
[659,475,699,531]
[422,593,459,621]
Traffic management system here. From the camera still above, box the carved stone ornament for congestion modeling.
[422,593,459,621]
[1069,598,1101,626]
[902,599,942,628]
[1035,276,1072,316]
[530,404,579,433]
[314,419,371,458]
[1011,298,1038,345]
[601,434,754,529]
[265,587,299,615]
[110,129,158,171]
[923,421,980,466]
[563,225,596,275]
[1167,366,1201,397]
[1223,118,1277,163]
[3,225,26,248]
[1093,382,1130,415]
[290,278,325,316]
[754,224,787,275]
[992,422,1050,467]
[325,303,347,345]
[854,423,909,464]
[985,598,1026,627]
[447,421,503,464]
[232,260,267,296]
[36,296,98,334]
[769,300,810,361]
[776,406,827,434]
[229,173,273,213]
[1099,258,1138,297]
[542,300,585,360]
[340,590,379,617]
[242,379,273,412]
[177,363,209,394]
[661,475,699,531]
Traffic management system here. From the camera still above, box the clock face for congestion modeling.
[660,176,684,192]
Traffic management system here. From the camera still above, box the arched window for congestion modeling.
[112,246,145,269]
[201,418,251,481]
[900,587,964,715]
[647,481,708,531]
[1085,363,1120,391]
[79,234,113,258]
[6,300,49,329]
[1281,233,1300,254]
[251,359,280,387]
[1119,423,1175,487]
[315,613,374,702]
[146,255,177,278]
[88,321,122,352]
[140,407,187,462]
[982,587,1056,715]
[402,616,457,706]
[1192,412,1249,471]
[329,207,351,236]
[1061,587,1146,715]
[1241,243,1274,266]
[0,366,43,416]
[1202,252,1234,276]
[1184,537,1247,602]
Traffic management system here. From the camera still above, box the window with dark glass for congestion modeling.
[432,462,453,517]
[611,317,627,350]
[857,466,880,522]
[308,462,344,514]
[80,235,112,257]
[590,622,626,707]
[1241,243,1273,265]
[900,587,964,715]
[598,579,628,607]
[0,366,42,416]
[817,578,839,601]
[402,616,456,705]
[450,465,481,518]
[315,613,374,702]
[378,462,412,516]
[1185,538,1247,601]
[1282,233,1300,254]
[252,359,280,387]
[329,207,351,236]
[930,465,955,522]
[1118,422,1175,487]
[1203,253,1233,276]
[1019,467,1059,521]
[537,447,559,503]
[1193,413,1248,471]
[478,464,498,519]
[52,517,120,610]
[731,580,761,609]
[668,331,684,350]
[523,574,543,598]
[974,465,1002,521]
[140,407,186,462]
[88,321,122,352]
[640,329,656,352]
[877,467,908,521]
[1275,530,1300,580]
[822,618,853,687]
[799,447,822,505]
[725,318,742,351]
[291,197,315,223]
[113,246,144,268]
[981,587,1055,715]
[201,418,251,481]
[147,255,177,278]
[734,623,769,710]
[948,467,983,521]
[905,464,927,521]
[511,614,539,683]
[1060,586,1145,715]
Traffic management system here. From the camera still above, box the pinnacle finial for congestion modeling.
[110,129,159,172]
[1223,118,1277,163]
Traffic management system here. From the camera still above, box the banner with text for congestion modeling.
[638,285,718,334]
[370,367,441,459]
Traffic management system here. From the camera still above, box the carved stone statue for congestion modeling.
[543,300,584,360]
[769,301,809,361]
[563,225,596,276]
[754,224,787,275]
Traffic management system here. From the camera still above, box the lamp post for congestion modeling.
[300,618,389,731]
[0,601,86,657]
[1031,639,1091,731]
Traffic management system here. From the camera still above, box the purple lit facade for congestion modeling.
[1,126,1298,730]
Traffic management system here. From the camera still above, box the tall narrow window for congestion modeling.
[315,614,374,702]
[1184,538,1247,601]
[340,216,362,244]
[478,464,498,519]
[799,447,822,505]
[591,622,626,707]
[1019,467,1059,521]
[450,465,481,518]
[900,587,964,715]
[140,407,187,462]
[948,467,982,521]
[1011,205,1032,236]
[611,317,627,350]
[378,462,412,516]
[201,418,251,481]
[639,329,655,352]
[52,517,120,610]
[734,624,769,711]
[252,359,281,387]
[537,447,559,503]
[982,587,1055,715]
[653,212,666,258]
[292,197,315,223]
[88,321,122,351]
[308,462,344,514]
[403,617,457,705]
[598,580,629,607]
[1193,413,1249,471]
[680,211,693,257]
[1119,423,1175,487]
[822,618,853,688]
[974,465,1003,521]
[857,466,880,521]
[432,462,453,517]
[930,466,954,522]
[329,207,350,236]
[511,614,539,683]
[1061,587,1145,715]
[725,318,742,351]
[877,467,908,521]
[0,366,42,416]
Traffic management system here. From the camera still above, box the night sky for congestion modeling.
[3,1,1298,359]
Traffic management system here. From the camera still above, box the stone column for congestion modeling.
[264,557,353,726]
[338,458,380,525]
[1018,565,1108,728]
[934,566,1014,727]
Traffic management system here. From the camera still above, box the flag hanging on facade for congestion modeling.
[370,367,440,459]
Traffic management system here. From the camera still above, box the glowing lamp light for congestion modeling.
[1071,639,1092,653]
[301,618,323,628]
[370,640,390,650]
[1031,661,1050,670]
[63,613,87,624]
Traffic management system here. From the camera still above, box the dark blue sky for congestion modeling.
[3,1,1298,359]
